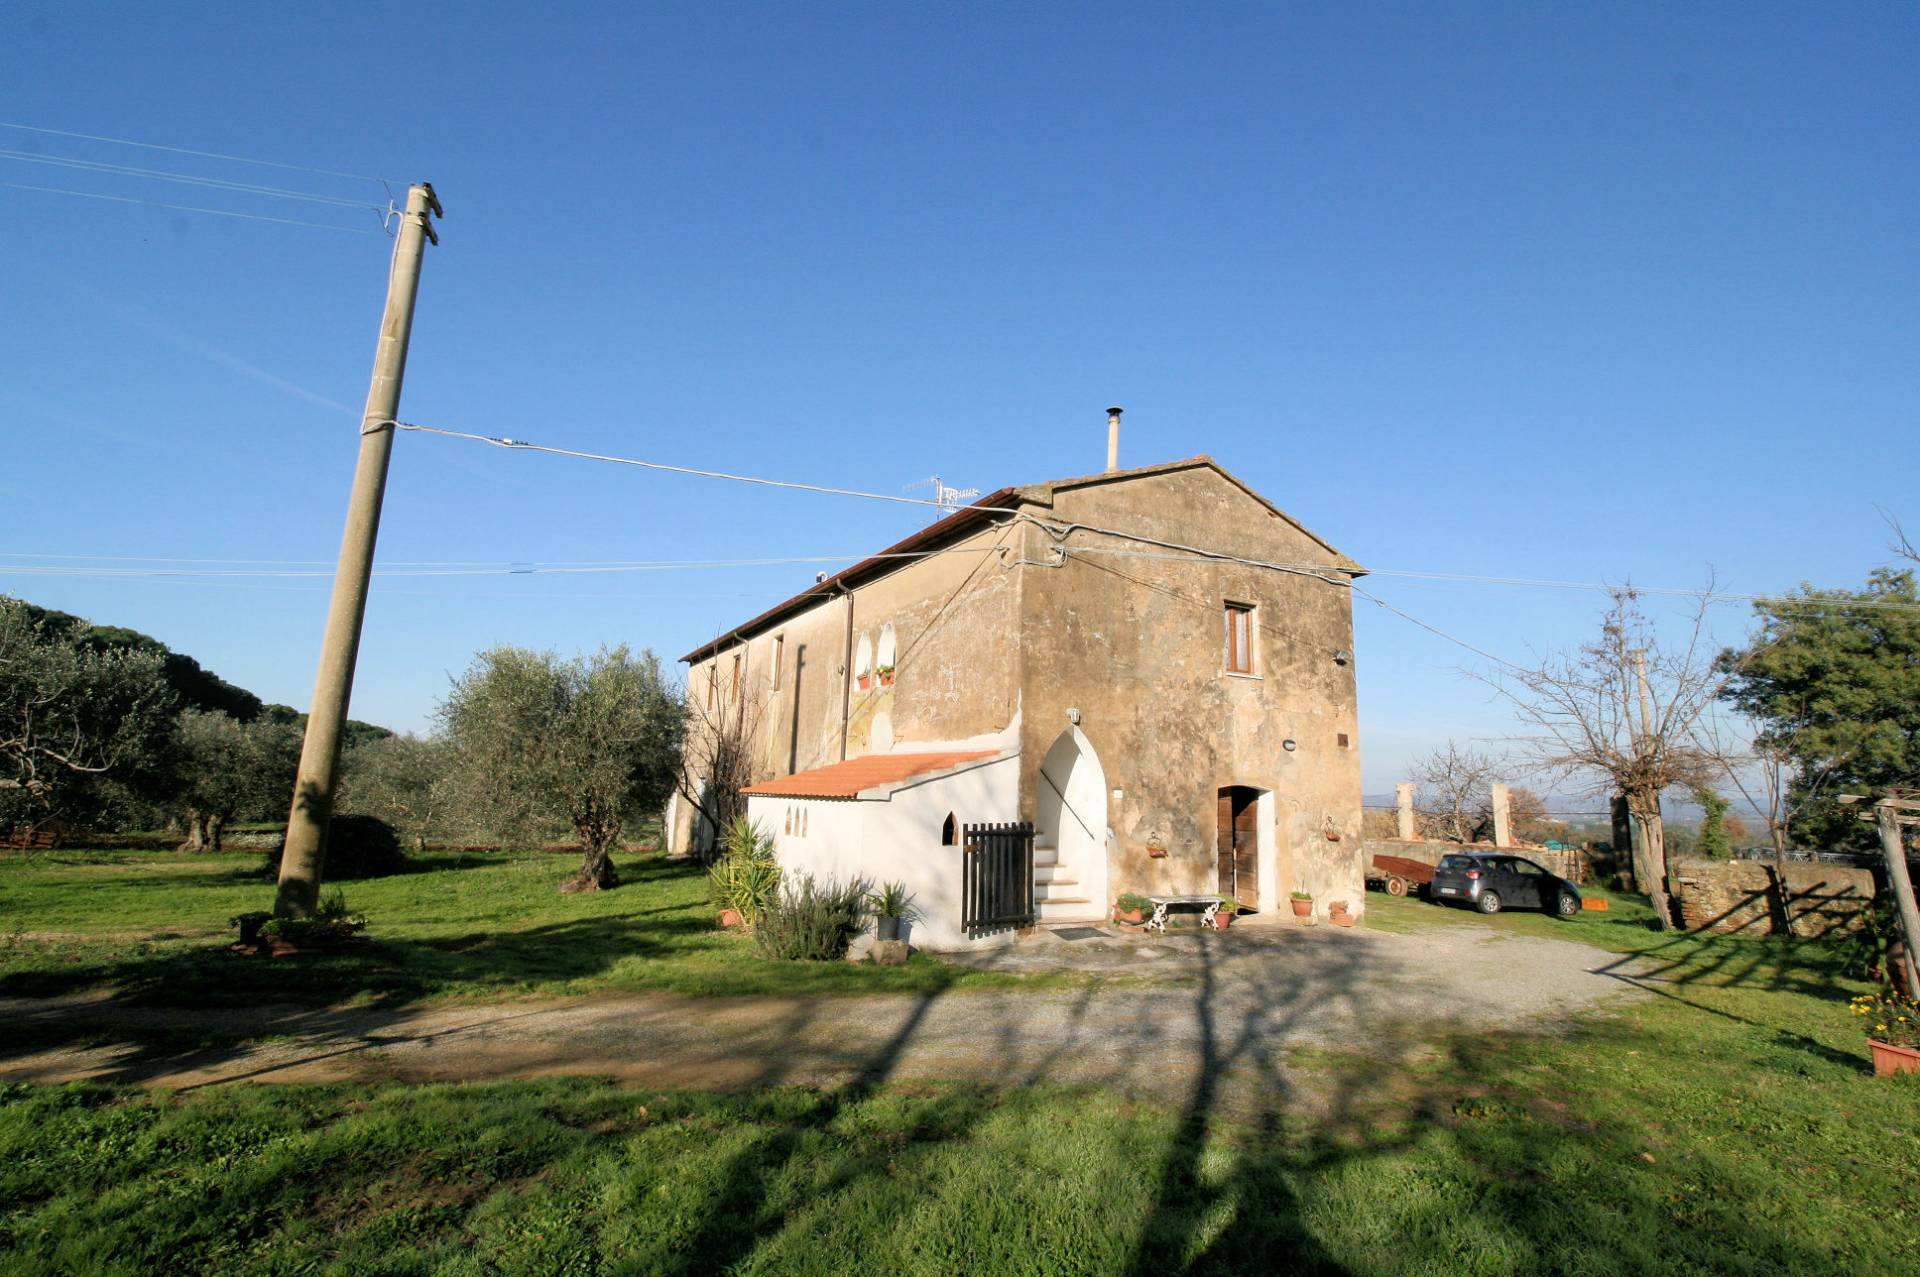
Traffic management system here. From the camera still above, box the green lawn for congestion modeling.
[0,848,1032,1007]
[2,967,1916,1276]
[5,859,1919,1273]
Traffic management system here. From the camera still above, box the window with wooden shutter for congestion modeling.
[1224,603,1254,674]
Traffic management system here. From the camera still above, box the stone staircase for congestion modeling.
[1033,836,1098,922]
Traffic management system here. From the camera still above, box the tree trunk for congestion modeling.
[561,818,622,893]
[178,809,206,853]
[206,812,225,853]
[1770,823,1799,937]
[1627,792,1674,931]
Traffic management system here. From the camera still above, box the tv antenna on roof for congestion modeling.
[904,475,981,517]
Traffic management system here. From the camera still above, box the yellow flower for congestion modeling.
[1877,1024,1889,1032]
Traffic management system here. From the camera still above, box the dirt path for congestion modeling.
[0,922,1648,1109]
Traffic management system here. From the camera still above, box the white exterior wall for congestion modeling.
[745,754,1020,951]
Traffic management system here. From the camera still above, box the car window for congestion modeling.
[1512,860,1544,875]
[1438,855,1476,871]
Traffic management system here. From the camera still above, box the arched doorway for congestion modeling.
[1035,728,1108,921]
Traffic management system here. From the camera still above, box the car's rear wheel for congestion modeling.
[1477,891,1502,915]
[1555,891,1580,919]
[1386,876,1409,897]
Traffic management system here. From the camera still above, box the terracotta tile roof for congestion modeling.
[741,750,1000,800]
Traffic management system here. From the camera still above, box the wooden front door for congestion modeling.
[1216,786,1260,910]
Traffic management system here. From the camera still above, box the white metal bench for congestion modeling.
[1145,894,1224,933]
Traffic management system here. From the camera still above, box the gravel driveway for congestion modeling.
[0,917,1644,1110]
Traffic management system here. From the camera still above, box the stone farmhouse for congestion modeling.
[670,449,1368,948]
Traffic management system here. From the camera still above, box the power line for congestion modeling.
[0,149,387,211]
[385,421,1017,514]
[0,121,390,184]
[1,180,383,235]
[0,546,1008,581]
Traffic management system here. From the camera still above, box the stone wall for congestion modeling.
[1672,858,1877,938]
[1361,838,1592,886]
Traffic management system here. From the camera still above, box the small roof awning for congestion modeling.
[742,750,1002,801]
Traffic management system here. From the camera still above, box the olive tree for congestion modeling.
[0,597,176,830]
[172,709,302,851]
[337,733,456,850]
[440,644,682,892]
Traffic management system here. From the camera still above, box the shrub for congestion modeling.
[709,817,781,927]
[263,814,407,881]
[233,890,367,948]
[1116,892,1152,915]
[755,871,872,961]
[868,879,920,922]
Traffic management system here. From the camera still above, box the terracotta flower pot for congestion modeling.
[1214,911,1233,931]
[856,674,872,691]
[1147,845,1169,859]
[1290,899,1313,918]
[1869,1039,1920,1077]
[1114,907,1145,925]
[1329,912,1356,928]
[718,908,743,929]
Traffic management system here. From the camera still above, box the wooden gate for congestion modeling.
[963,821,1035,934]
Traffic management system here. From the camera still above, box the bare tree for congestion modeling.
[1489,589,1724,930]
[676,683,768,863]
[1886,510,1917,565]
[1696,718,1850,937]
[1411,741,1501,843]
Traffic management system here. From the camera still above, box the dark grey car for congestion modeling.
[1429,852,1581,918]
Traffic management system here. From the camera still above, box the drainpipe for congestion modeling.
[1106,406,1123,472]
[838,580,855,762]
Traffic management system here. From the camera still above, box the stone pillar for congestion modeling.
[1396,783,1416,841]
[1490,783,1512,847]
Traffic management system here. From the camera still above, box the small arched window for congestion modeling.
[854,634,873,688]
[941,812,958,846]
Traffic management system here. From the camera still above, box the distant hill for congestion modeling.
[9,597,392,742]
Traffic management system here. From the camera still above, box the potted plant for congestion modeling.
[876,663,896,687]
[869,879,919,942]
[1114,892,1151,928]
[1145,835,1169,859]
[1851,989,1920,1076]
[1328,900,1356,928]
[1289,890,1313,919]
[856,671,873,691]
[1214,897,1240,930]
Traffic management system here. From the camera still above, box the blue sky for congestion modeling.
[3,3,1914,793]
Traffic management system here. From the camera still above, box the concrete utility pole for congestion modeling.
[276,182,442,919]
[1490,783,1512,848]
[1629,647,1674,928]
